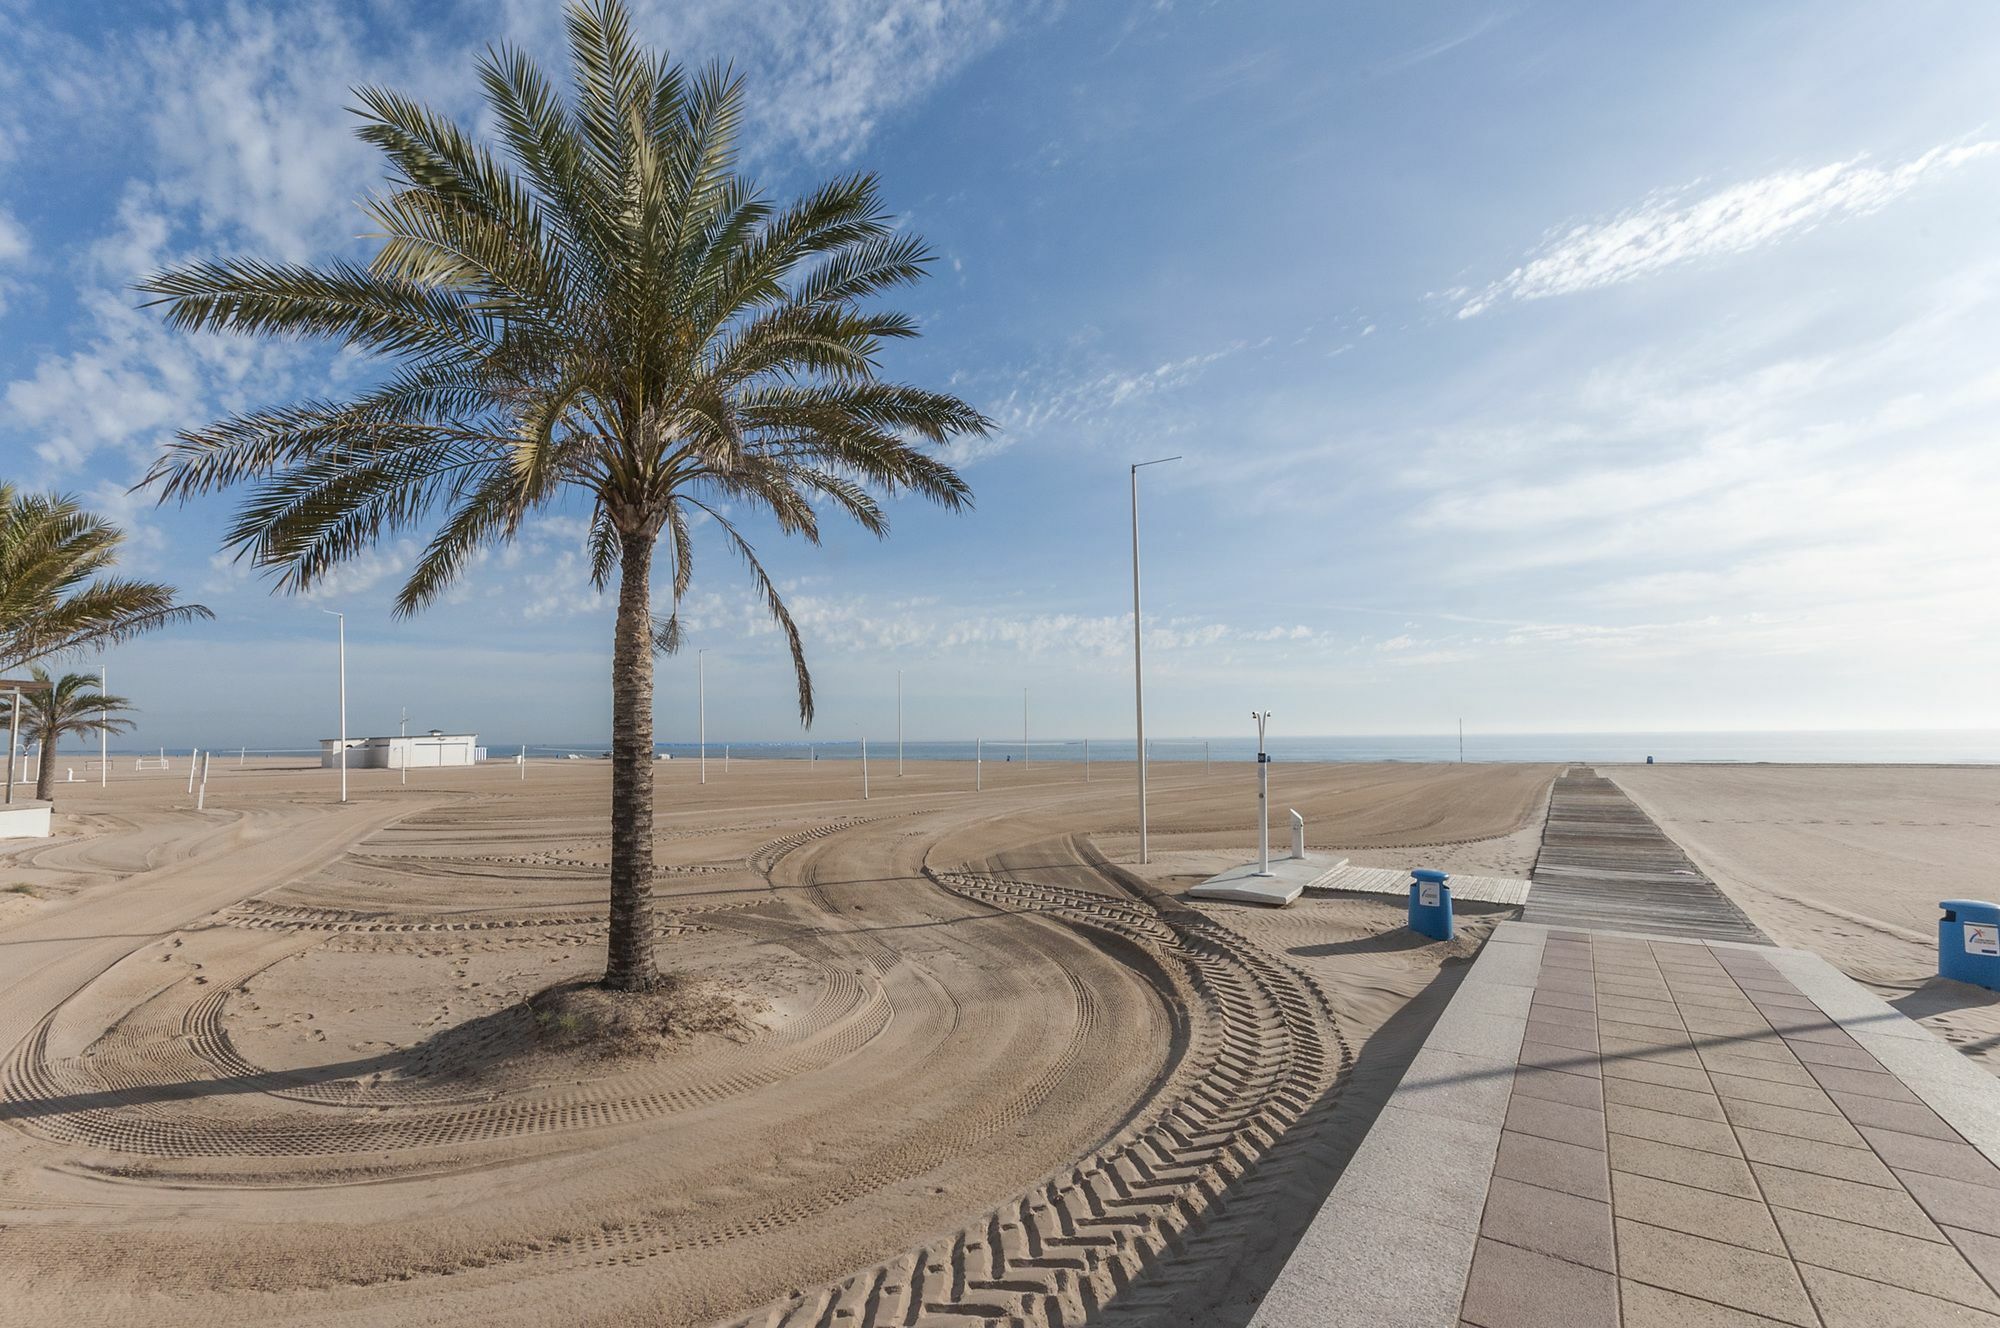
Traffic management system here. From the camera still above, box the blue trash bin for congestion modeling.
[1410,869,1453,941]
[1940,900,2000,990]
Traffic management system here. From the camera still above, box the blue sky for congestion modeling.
[2,0,1997,749]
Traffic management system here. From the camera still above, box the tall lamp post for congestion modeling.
[99,662,108,788]
[897,669,904,777]
[697,648,707,786]
[1130,455,1181,865]
[323,609,346,804]
[1252,710,1272,875]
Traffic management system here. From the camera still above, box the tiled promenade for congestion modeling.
[1252,922,2000,1327]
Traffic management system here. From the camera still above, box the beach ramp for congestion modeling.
[1250,921,2000,1327]
[1524,767,1766,943]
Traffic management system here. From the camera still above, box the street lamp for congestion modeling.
[324,608,348,804]
[897,668,904,777]
[1130,455,1181,864]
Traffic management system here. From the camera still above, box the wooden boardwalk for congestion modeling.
[1524,768,1767,944]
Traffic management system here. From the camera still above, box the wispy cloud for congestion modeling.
[1456,140,2000,318]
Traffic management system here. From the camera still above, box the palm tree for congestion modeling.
[0,667,135,802]
[0,484,213,675]
[137,0,990,993]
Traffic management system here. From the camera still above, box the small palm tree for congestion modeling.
[0,484,213,675]
[0,667,135,802]
[138,0,990,992]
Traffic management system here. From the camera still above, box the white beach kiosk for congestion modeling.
[320,730,482,770]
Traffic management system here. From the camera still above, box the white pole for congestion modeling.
[725,744,730,774]
[861,736,869,800]
[698,649,706,786]
[1084,736,1090,783]
[519,744,526,779]
[1205,740,1211,777]
[897,669,904,777]
[3,686,15,804]
[100,665,107,787]
[323,610,347,804]
[1131,455,1180,866]
[1023,687,1029,771]
[1253,711,1272,876]
[976,737,982,791]
[1459,718,1465,764]
[400,707,407,786]
[239,746,246,767]
[187,749,199,795]
[197,751,211,810]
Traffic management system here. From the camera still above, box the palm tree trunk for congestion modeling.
[604,525,661,992]
[34,742,52,803]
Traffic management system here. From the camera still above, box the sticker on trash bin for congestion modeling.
[1419,881,1440,908]
[1965,923,2000,957]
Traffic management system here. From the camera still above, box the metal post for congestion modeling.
[861,736,869,800]
[698,649,706,786]
[197,751,211,810]
[100,665,108,787]
[1253,711,1272,876]
[1205,741,1211,776]
[976,737,982,791]
[1084,737,1090,783]
[400,707,408,786]
[1023,687,1029,771]
[188,750,199,795]
[3,685,16,805]
[1130,455,1180,865]
[725,744,730,774]
[1459,718,1465,764]
[897,669,904,777]
[519,744,526,779]
[323,610,347,804]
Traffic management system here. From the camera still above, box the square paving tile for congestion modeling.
[1610,1133,1759,1200]
[1862,1126,2000,1187]
[1602,1075,1724,1122]
[1525,1019,1600,1053]
[1459,1236,1618,1328]
[1610,1170,1785,1255]
[1734,1126,1896,1188]
[1608,1103,1743,1157]
[1513,1066,1605,1112]
[1720,1097,1865,1147]
[1493,1129,1610,1203]
[1478,1175,1614,1272]
[1773,1206,2000,1311]
[1903,1169,2000,1240]
[1707,1071,1840,1114]
[1796,1263,2000,1328]
[1830,1090,1959,1140]
[1503,1094,1605,1151]
[1614,1219,1816,1325]
[1528,1000,1598,1030]
[1518,1041,1601,1078]
[1619,1279,1797,1326]
[1699,1050,1817,1088]
[1806,1062,1922,1103]
[1752,1162,1947,1241]
[1602,1055,1714,1094]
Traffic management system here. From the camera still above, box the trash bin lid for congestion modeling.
[1941,899,2000,920]
[1412,869,1450,884]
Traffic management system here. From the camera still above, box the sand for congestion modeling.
[1611,763,2000,1069]
[0,755,1554,1327]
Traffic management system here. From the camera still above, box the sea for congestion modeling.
[624,731,2000,766]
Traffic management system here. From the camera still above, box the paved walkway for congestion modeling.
[1526,769,1767,944]
[1252,922,2000,1327]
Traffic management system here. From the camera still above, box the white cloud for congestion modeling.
[1457,140,2000,318]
